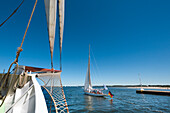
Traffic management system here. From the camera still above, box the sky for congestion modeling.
[0,0,170,86]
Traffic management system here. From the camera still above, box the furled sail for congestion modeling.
[43,0,68,112]
[84,45,92,91]
[58,0,65,70]
[44,0,57,69]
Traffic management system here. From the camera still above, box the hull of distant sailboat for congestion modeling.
[84,91,108,97]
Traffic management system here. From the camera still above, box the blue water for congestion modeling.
[63,87,170,113]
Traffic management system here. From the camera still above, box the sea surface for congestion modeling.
[63,87,170,113]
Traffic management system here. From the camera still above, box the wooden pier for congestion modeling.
[136,90,170,96]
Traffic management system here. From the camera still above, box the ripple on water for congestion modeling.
[62,87,170,113]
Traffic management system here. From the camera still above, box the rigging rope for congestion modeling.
[0,0,24,27]
[0,0,38,107]
[4,0,37,66]
[60,77,69,113]
[90,47,102,85]
[91,48,102,77]
[0,63,19,107]
[60,50,62,71]
[38,75,69,113]
[20,0,37,48]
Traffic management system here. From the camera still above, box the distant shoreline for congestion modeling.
[126,87,170,89]
[106,85,170,88]
[63,85,170,88]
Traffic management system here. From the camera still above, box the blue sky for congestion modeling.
[0,0,170,86]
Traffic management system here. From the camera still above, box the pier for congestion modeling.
[136,90,170,96]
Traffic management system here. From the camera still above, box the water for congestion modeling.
[63,87,170,113]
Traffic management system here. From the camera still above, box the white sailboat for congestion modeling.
[0,0,69,113]
[84,45,108,97]
[138,73,144,91]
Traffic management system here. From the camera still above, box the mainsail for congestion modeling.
[44,0,57,69]
[84,45,92,91]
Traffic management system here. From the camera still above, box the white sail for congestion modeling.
[84,45,92,91]
[104,84,108,90]
[84,68,92,91]
[44,0,57,68]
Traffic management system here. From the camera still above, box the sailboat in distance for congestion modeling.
[84,45,108,97]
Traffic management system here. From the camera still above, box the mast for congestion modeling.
[88,44,91,87]
[138,73,144,90]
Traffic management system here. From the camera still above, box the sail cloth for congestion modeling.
[84,45,92,91]
[104,84,108,90]
[43,0,68,112]
[44,0,57,69]
[59,0,65,53]
[58,0,65,70]
[44,0,65,70]
[84,67,92,91]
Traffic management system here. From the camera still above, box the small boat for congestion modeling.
[84,45,108,97]
[138,73,144,91]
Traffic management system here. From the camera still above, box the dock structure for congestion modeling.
[136,90,170,96]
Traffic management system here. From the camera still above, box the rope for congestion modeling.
[0,0,38,107]
[45,76,53,86]
[38,73,69,113]
[59,76,69,113]
[42,86,58,113]
[49,75,54,113]
[51,56,54,70]
[91,48,102,78]
[0,0,24,27]
[37,77,46,86]
[5,0,38,66]
[0,63,19,107]
[90,47,102,85]
[20,0,37,48]
[60,50,62,71]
